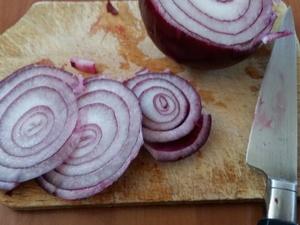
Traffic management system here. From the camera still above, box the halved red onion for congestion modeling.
[139,0,287,62]
[70,57,98,74]
[38,78,143,200]
[0,65,82,191]
[126,72,211,161]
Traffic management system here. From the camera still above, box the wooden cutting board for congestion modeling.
[0,1,298,210]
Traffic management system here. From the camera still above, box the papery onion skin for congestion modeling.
[139,0,280,64]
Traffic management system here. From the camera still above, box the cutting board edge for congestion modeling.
[4,197,266,211]
[0,0,299,210]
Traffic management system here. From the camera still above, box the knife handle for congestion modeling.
[258,219,297,225]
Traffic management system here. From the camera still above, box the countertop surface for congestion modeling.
[0,0,299,225]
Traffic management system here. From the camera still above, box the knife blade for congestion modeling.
[246,8,298,225]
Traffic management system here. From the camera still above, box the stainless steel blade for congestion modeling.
[246,8,298,223]
[246,8,297,182]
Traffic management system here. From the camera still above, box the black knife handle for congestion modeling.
[258,219,297,225]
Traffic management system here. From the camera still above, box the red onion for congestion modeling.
[0,65,82,191]
[0,181,18,191]
[38,78,143,200]
[106,0,119,16]
[139,0,287,62]
[125,72,211,161]
[145,114,211,161]
[70,57,98,74]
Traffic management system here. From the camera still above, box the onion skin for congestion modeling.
[106,0,119,16]
[139,0,279,64]
[261,31,292,44]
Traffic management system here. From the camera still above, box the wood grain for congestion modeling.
[0,0,299,225]
[0,0,296,209]
[1,0,299,36]
[0,203,264,225]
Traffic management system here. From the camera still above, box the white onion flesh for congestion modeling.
[126,72,211,161]
[0,181,18,191]
[126,73,201,143]
[139,0,289,62]
[145,113,212,161]
[0,65,82,190]
[152,0,276,48]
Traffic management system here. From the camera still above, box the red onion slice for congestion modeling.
[0,181,18,191]
[126,72,211,161]
[39,78,143,200]
[139,0,287,62]
[145,114,212,161]
[126,73,201,143]
[0,65,81,190]
[136,82,189,131]
[38,131,143,200]
[0,65,83,97]
[70,57,98,74]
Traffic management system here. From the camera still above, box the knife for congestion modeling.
[246,8,298,225]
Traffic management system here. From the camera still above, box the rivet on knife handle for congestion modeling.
[264,179,297,224]
[245,7,298,225]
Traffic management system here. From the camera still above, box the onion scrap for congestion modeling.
[70,57,98,74]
